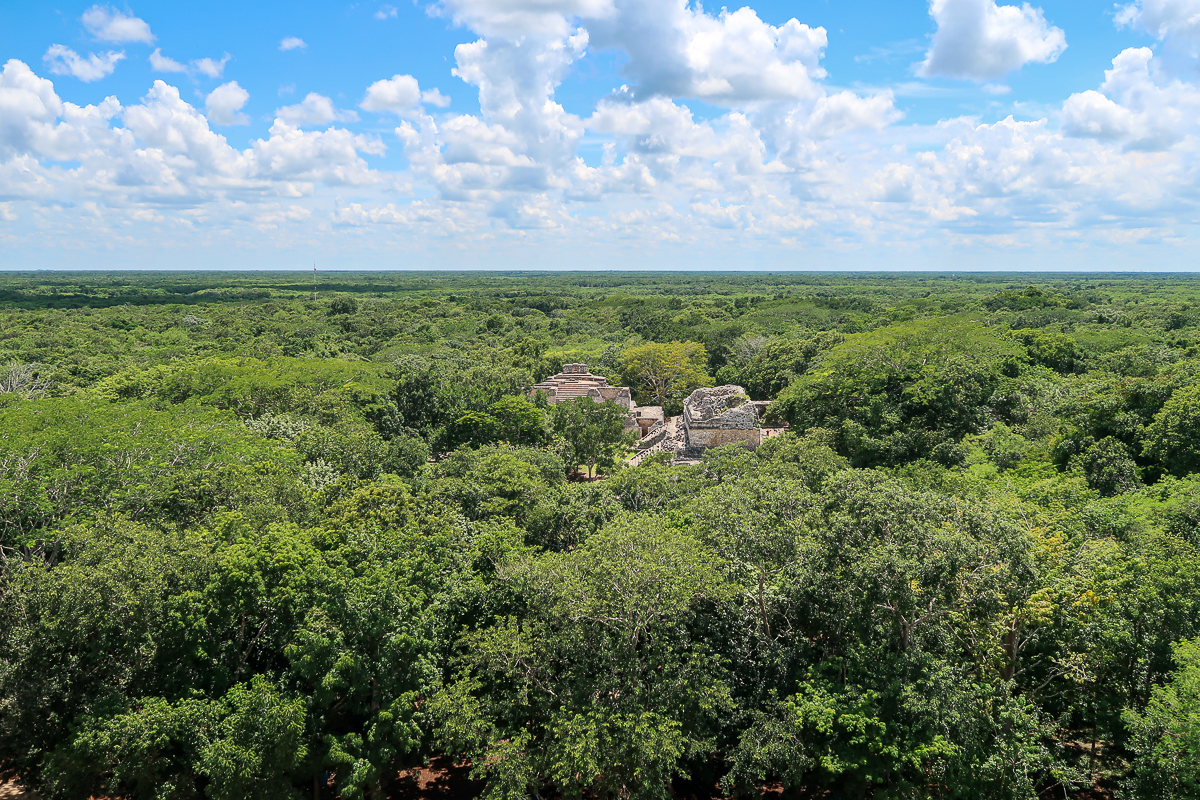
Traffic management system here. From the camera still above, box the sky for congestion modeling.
[1,0,1200,271]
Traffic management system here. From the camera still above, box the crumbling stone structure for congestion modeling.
[532,367,783,461]
[531,363,658,435]
[682,385,761,453]
[631,384,787,464]
[531,364,618,404]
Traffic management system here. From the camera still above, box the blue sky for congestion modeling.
[1,0,1199,270]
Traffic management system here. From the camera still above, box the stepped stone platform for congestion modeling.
[531,364,663,435]
[531,363,628,405]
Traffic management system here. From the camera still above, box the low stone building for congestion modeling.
[531,363,624,405]
[533,366,785,461]
[682,385,761,453]
[531,363,660,434]
[630,384,788,464]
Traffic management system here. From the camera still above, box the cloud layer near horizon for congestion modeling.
[3,0,1200,267]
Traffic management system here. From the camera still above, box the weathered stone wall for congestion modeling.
[683,385,756,430]
[589,386,632,409]
[693,405,758,430]
[686,427,761,450]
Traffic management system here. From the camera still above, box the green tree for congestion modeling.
[487,395,549,446]
[288,480,446,800]
[618,341,712,406]
[1007,328,1084,373]
[433,515,731,800]
[1144,383,1200,476]
[1124,637,1200,799]
[549,398,635,477]
[46,676,308,800]
[1078,436,1141,496]
[770,319,1024,468]
[717,333,842,400]
[443,396,549,452]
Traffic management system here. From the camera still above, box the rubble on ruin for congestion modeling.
[532,364,787,465]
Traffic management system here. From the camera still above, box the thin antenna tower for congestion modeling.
[312,263,317,302]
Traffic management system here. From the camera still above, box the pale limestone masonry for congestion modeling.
[682,385,761,454]
[533,366,785,460]
[531,364,616,404]
[531,364,658,435]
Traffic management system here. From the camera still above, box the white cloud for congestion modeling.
[205,81,250,125]
[375,5,398,19]
[446,28,588,188]
[436,0,613,38]
[149,48,187,73]
[43,45,125,82]
[81,5,155,44]
[587,1,829,105]
[122,81,249,180]
[1062,47,1200,150]
[361,74,424,114]
[777,89,901,143]
[1117,0,1200,54]
[0,59,65,159]
[276,93,359,125]
[250,121,382,185]
[8,0,1200,266]
[0,62,389,232]
[149,50,232,79]
[279,37,307,52]
[919,0,1066,81]
[192,54,231,79]
[422,88,451,107]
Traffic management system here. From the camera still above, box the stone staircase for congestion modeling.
[627,418,683,466]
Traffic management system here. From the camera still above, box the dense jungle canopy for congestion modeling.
[2,270,1200,799]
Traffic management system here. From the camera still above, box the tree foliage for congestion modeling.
[2,272,1200,799]
[618,341,712,406]
[549,398,636,477]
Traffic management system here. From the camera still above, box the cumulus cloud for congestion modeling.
[919,0,1066,81]
[149,49,230,78]
[422,88,451,107]
[276,93,359,125]
[586,1,829,105]
[279,37,307,51]
[437,0,613,38]
[1062,47,1200,150]
[148,48,187,72]
[250,120,383,184]
[205,81,250,125]
[375,5,398,19]
[408,0,894,221]
[1118,0,1200,54]
[361,74,430,114]
[0,60,388,239]
[81,5,155,44]
[192,54,231,78]
[8,0,1200,261]
[43,45,124,82]
[0,60,65,159]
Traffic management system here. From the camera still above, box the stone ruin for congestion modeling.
[530,364,663,435]
[532,365,787,464]
[683,385,761,451]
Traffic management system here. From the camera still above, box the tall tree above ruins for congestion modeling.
[618,342,713,408]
